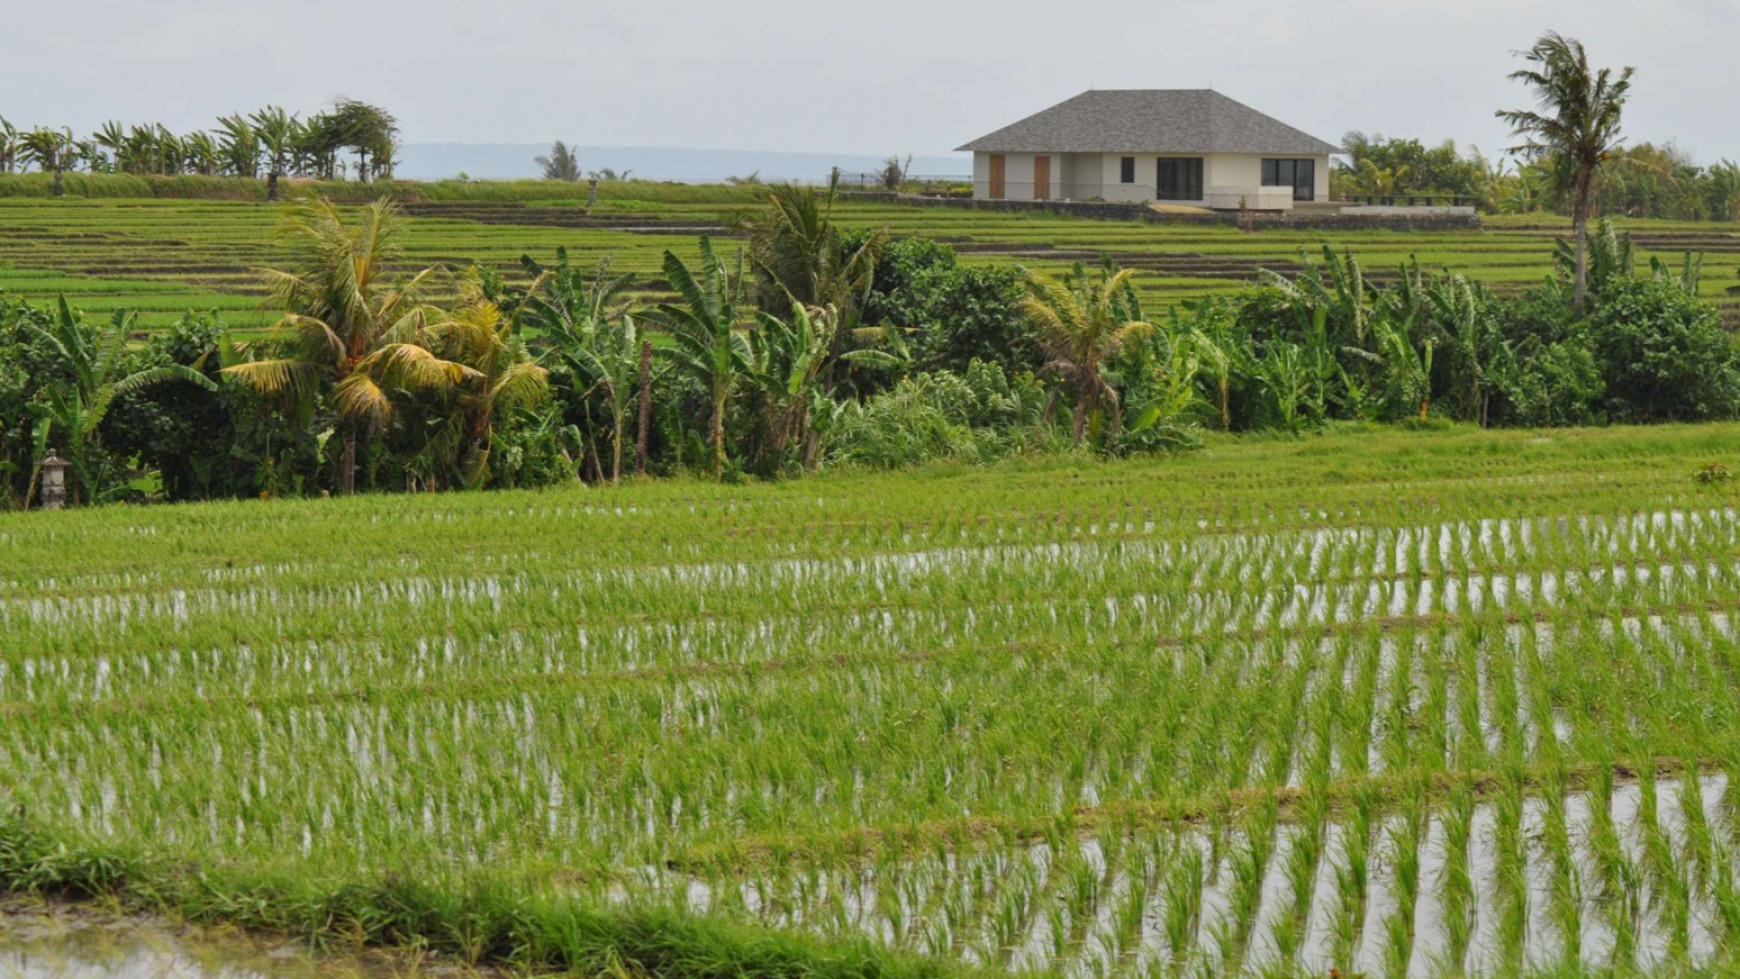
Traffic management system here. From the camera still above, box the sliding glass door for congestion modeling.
[1156,158,1203,201]
[1261,159,1316,201]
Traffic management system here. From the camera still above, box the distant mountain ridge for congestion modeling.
[396,143,969,183]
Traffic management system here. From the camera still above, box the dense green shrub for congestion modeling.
[911,264,1044,377]
[1491,341,1606,427]
[849,234,1042,379]
[1580,277,1740,422]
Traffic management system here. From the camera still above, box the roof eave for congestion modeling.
[959,144,1342,155]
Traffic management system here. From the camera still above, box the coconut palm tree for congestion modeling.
[536,140,582,182]
[1017,267,1154,444]
[647,238,752,480]
[221,196,471,494]
[734,174,883,391]
[736,173,883,316]
[413,274,549,487]
[1349,159,1412,196]
[1496,31,1634,312]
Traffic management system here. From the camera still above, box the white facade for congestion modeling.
[971,151,1330,210]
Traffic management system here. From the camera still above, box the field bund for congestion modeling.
[6,424,1740,977]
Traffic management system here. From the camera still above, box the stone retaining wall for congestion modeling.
[841,192,1484,231]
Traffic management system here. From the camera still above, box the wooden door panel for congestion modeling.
[1033,156,1050,200]
[989,154,1006,199]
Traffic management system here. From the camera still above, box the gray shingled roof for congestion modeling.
[955,90,1340,156]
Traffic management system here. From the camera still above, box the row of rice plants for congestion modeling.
[5,425,1740,976]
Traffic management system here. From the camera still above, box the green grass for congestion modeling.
[2,192,1737,333]
[6,424,1740,976]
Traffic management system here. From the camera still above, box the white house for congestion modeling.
[957,90,1339,210]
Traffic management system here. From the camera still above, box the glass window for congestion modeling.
[1120,157,1135,184]
[1155,158,1203,200]
[1261,159,1278,185]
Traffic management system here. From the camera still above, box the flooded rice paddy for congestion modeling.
[4,429,1740,976]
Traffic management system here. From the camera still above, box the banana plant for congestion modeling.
[646,238,753,480]
[550,312,649,485]
[1373,313,1436,421]
[748,302,838,470]
[1648,251,1702,296]
[250,106,297,195]
[1118,311,1205,451]
[182,131,220,177]
[1255,342,1312,434]
[93,121,126,173]
[520,248,646,482]
[25,300,216,505]
[1426,273,1502,424]
[1181,298,1247,431]
[840,323,915,373]
[1334,362,1385,421]
[19,127,74,194]
[1296,303,1337,422]
[0,117,18,173]
[215,114,259,177]
[1262,246,1370,349]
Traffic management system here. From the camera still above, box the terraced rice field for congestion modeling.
[7,424,1740,977]
[3,196,1739,333]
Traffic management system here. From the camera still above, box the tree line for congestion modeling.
[1338,34,1740,221]
[4,183,1737,509]
[0,100,399,199]
[1336,134,1740,220]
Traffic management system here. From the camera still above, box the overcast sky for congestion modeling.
[5,0,1738,165]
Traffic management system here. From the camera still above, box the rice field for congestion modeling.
[7,423,1740,977]
[3,196,1739,333]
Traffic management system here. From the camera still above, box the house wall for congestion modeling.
[972,151,1062,200]
[1058,153,1104,194]
[977,151,1329,206]
[1092,153,1203,203]
[1209,153,1330,206]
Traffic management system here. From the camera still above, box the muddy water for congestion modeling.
[0,902,485,978]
